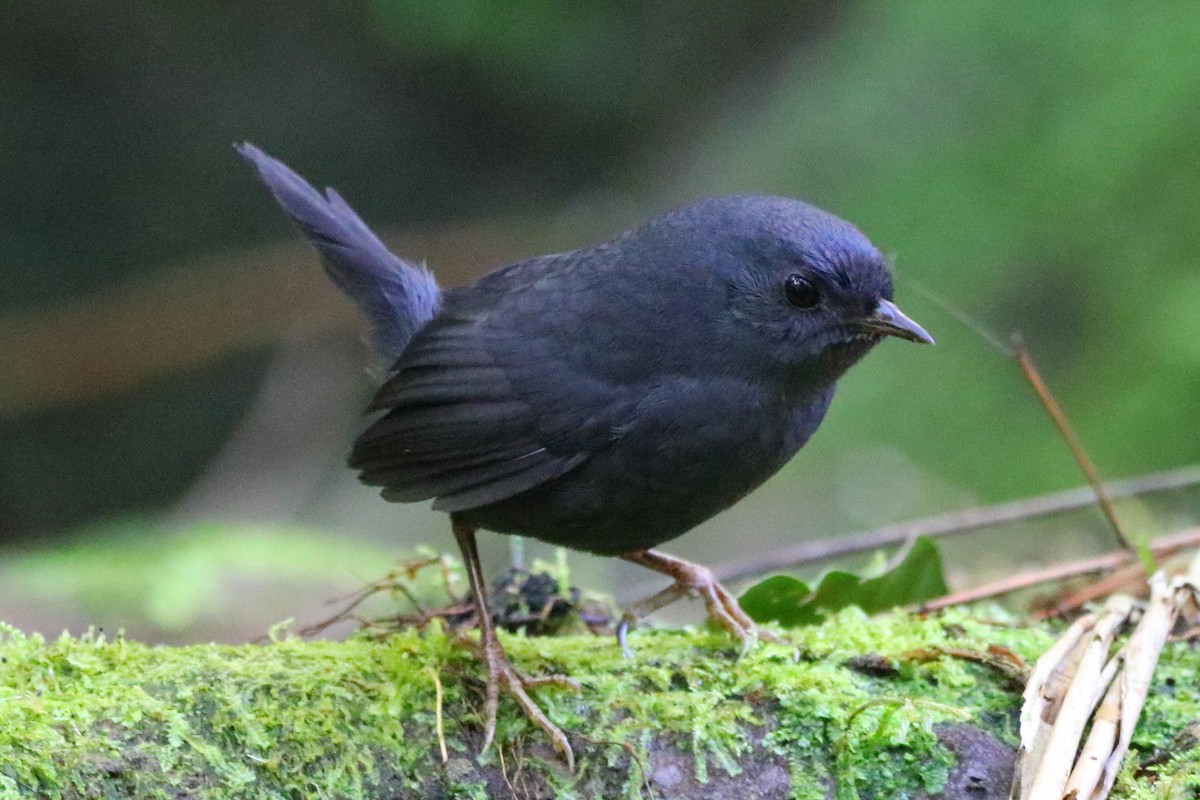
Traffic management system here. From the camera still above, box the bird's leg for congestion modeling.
[618,548,782,655]
[450,516,579,771]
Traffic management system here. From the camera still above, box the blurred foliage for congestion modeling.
[675,0,1200,507]
[1,0,1198,573]
[0,0,828,536]
[0,519,399,642]
[0,349,273,538]
[0,0,827,309]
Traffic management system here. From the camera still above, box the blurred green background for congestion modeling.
[2,0,1198,642]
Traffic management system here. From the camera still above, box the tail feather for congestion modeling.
[236,142,441,363]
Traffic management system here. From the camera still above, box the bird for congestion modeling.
[237,143,933,769]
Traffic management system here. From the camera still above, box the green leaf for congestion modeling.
[738,537,950,627]
[848,537,950,614]
[737,575,821,628]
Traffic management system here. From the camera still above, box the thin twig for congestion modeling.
[908,281,1012,355]
[908,285,1137,559]
[1035,562,1153,621]
[1012,337,1134,553]
[702,465,1200,589]
[432,668,448,764]
[914,527,1200,613]
[496,741,515,797]
[910,283,1131,552]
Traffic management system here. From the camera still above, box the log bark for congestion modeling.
[0,611,1195,799]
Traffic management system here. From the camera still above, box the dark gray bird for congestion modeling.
[238,143,933,769]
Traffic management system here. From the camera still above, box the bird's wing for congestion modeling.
[349,308,627,512]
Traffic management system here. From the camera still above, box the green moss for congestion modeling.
[0,622,448,798]
[0,611,1196,799]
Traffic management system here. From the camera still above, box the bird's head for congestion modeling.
[640,195,932,391]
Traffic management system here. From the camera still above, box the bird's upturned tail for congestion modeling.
[236,142,441,364]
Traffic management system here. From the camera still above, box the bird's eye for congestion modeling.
[784,274,821,309]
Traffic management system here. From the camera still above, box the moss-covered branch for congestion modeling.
[1,611,1197,799]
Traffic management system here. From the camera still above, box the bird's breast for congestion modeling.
[456,381,836,555]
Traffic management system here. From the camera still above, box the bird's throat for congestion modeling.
[785,336,879,396]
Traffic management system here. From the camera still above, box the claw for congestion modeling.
[616,615,635,658]
[469,633,578,771]
[619,549,782,653]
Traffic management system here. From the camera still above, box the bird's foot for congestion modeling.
[450,519,579,770]
[461,633,580,771]
[618,549,783,656]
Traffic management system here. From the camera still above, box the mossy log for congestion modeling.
[1,611,1197,799]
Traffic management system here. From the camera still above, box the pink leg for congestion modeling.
[619,548,781,655]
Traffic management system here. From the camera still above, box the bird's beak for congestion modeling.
[859,300,935,344]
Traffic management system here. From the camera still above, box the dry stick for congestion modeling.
[1063,657,1124,800]
[1099,555,1200,797]
[1020,595,1134,800]
[915,527,1200,613]
[710,465,1200,587]
[1037,562,1150,620]
[1014,556,1200,800]
[914,285,1137,559]
[1015,608,1096,795]
[1012,337,1136,553]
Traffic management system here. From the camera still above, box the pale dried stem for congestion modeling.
[1013,551,1200,800]
[1018,595,1135,800]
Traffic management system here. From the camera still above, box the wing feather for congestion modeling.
[350,312,618,510]
[428,453,589,512]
